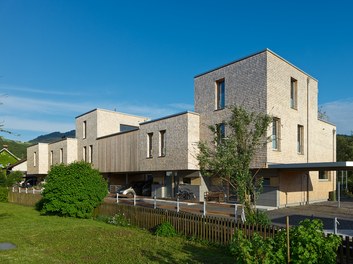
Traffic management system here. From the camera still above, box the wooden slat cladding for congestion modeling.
[97,131,139,172]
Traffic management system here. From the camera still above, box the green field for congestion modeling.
[0,203,233,263]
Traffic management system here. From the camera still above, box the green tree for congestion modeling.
[336,134,353,193]
[39,162,108,218]
[197,106,272,212]
[6,171,24,186]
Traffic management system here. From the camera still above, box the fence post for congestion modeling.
[153,195,157,209]
[234,204,237,222]
[177,198,180,213]
[286,216,290,263]
[133,194,136,206]
[12,187,14,192]
[338,182,341,208]
[116,193,119,204]
[334,217,339,234]
[25,188,28,194]
[203,200,206,217]
[18,187,21,193]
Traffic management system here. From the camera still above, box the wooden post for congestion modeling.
[286,216,290,263]
[116,193,119,203]
[203,200,206,217]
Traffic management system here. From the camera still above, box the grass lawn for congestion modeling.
[0,203,234,263]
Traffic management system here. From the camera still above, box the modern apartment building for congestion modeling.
[27,49,338,207]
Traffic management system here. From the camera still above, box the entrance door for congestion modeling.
[165,172,173,198]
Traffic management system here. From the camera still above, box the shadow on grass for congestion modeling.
[141,242,233,264]
[0,213,13,219]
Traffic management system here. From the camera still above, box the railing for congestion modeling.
[11,186,44,194]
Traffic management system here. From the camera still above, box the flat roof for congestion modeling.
[75,108,149,120]
[194,48,317,81]
[140,111,199,125]
[268,161,353,171]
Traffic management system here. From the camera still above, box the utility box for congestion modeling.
[329,191,336,201]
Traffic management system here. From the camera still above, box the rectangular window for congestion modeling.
[88,145,93,163]
[83,146,87,161]
[50,151,53,165]
[34,152,37,167]
[159,130,166,157]
[147,133,153,158]
[272,118,280,150]
[83,121,87,139]
[60,148,63,163]
[297,125,304,154]
[319,171,330,181]
[216,79,225,110]
[290,78,298,109]
[216,123,225,144]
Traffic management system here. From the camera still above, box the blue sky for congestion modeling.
[1,0,353,142]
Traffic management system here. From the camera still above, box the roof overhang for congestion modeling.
[267,161,353,171]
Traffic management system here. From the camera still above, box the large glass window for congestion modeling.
[83,146,87,161]
[147,133,153,158]
[319,171,330,181]
[159,130,166,157]
[297,125,304,154]
[216,123,225,144]
[50,151,53,165]
[216,79,225,110]
[88,145,93,163]
[290,78,298,109]
[272,118,280,150]
[83,121,87,139]
[60,148,63,163]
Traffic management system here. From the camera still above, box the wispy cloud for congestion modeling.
[0,84,83,96]
[168,103,194,111]
[3,116,74,133]
[321,99,353,135]
[1,95,93,115]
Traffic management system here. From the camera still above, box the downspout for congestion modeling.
[306,77,310,204]
[333,129,336,193]
[306,77,310,163]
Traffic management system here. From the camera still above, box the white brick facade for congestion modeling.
[26,49,337,206]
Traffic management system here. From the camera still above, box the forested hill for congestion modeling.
[29,130,76,144]
[0,130,75,160]
[0,136,30,160]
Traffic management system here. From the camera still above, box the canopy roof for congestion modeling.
[267,161,353,171]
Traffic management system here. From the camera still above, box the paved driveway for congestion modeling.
[266,200,353,236]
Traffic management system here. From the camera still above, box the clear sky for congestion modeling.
[1,0,353,142]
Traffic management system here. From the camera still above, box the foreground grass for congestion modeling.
[0,203,233,263]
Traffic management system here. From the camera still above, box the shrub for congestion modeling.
[39,162,107,218]
[154,222,177,237]
[6,171,23,187]
[229,230,277,264]
[107,213,130,227]
[0,187,8,202]
[230,219,341,263]
[274,219,341,263]
[245,208,271,226]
